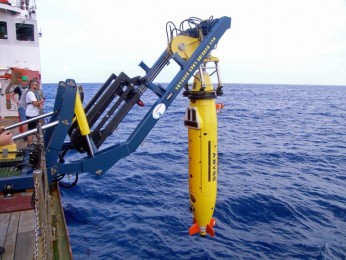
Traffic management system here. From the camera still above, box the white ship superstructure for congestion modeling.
[0,0,40,118]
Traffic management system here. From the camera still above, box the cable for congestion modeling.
[55,172,79,188]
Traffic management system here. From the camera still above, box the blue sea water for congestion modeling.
[42,83,346,260]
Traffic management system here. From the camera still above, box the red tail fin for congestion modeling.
[206,218,216,237]
[189,223,200,236]
[209,218,216,227]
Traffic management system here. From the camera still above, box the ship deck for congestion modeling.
[0,203,34,260]
[0,117,35,259]
[0,116,72,259]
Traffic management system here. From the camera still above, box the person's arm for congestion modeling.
[32,99,44,107]
[27,91,44,107]
[10,87,19,104]
[0,128,13,146]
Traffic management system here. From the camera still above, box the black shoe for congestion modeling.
[0,246,4,256]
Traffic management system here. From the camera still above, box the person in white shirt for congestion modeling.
[25,78,44,144]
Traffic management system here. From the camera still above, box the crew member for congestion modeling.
[34,79,45,115]
[25,78,44,144]
[10,75,29,132]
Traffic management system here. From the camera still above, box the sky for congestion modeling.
[36,0,346,85]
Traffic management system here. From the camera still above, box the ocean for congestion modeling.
[42,83,346,259]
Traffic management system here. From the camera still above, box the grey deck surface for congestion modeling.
[0,209,34,260]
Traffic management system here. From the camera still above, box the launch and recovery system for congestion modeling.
[0,16,231,236]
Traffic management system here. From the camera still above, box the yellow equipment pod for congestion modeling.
[184,71,218,236]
